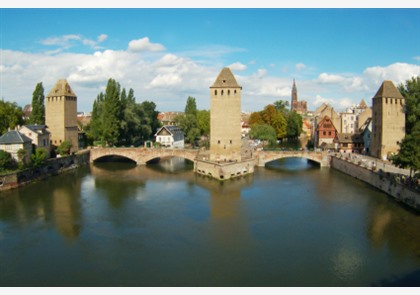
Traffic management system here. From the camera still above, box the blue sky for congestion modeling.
[1,5,419,113]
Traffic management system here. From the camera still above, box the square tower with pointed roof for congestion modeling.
[209,67,242,162]
[370,80,405,160]
[45,79,79,153]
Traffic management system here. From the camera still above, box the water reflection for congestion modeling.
[1,157,420,286]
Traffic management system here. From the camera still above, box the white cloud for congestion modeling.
[40,34,108,52]
[318,73,346,84]
[313,95,334,107]
[228,62,247,71]
[295,63,306,71]
[363,62,420,87]
[128,37,166,52]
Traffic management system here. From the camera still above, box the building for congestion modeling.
[19,125,51,158]
[334,133,364,154]
[209,67,242,162]
[0,130,32,164]
[45,79,79,153]
[340,112,357,134]
[370,80,405,160]
[359,117,372,155]
[157,112,184,126]
[290,79,307,114]
[154,125,185,148]
[315,115,338,148]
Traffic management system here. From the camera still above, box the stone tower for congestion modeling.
[370,80,405,160]
[209,67,242,162]
[45,79,79,153]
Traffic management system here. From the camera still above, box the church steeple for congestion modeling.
[291,79,298,103]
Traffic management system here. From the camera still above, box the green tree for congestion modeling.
[390,124,420,177]
[57,140,72,156]
[185,96,197,117]
[29,82,45,125]
[197,110,210,136]
[31,147,48,167]
[398,76,420,135]
[249,124,277,146]
[273,100,290,113]
[286,111,303,139]
[0,150,16,172]
[272,111,287,139]
[0,100,25,134]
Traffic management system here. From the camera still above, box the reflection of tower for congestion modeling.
[52,175,82,240]
[371,80,405,160]
[209,67,242,162]
[46,79,79,153]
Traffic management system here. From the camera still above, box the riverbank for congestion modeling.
[330,155,420,212]
[0,150,90,192]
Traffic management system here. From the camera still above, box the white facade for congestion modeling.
[155,126,185,148]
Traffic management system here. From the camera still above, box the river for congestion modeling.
[0,157,419,287]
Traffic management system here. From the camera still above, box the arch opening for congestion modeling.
[93,155,137,164]
[265,157,319,172]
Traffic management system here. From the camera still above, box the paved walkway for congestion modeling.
[334,152,411,176]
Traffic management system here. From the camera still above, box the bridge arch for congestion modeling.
[257,151,325,167]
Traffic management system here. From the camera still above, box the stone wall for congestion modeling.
[195,159,255,180]
[331,156,420,212]
[0,150,90,192]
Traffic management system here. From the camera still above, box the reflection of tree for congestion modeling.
[0,168,87,240]
[94,177,144,208]
[367,197,420,263]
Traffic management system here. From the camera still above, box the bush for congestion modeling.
[31,148,48,167]
[0,150,17,172]
[57,140,72,156]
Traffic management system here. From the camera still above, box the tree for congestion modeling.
[197,110,210,136]
[272,111,287,139]
[185,96,197,117]
[248,112,264,125]
[57,140,72,156]
[31,148,48,167]
[398,76,420,135]
[29,82,45,125]
[249,124,277,146]
[273,100,290,113]
[390,124,420,178]
[0,150,16,172]
[0,100,25,134]
[286,111,303,139]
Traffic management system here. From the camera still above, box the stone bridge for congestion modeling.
[89,147,330,167]
[256,150,330,167]
[90,147,200,164]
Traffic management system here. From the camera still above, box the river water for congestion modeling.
[1,157,419,287]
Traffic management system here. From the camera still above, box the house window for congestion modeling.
[323,131,326,136]
[328,131,331,136]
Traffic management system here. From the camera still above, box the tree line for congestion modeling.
[248,100,303,146]
[86,78,160,147]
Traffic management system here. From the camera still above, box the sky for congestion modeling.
[1,2,419,113]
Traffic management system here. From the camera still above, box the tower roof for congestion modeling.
[47,79,77,97]
[210,67,241,88]
[359,98,368,108]
[373,80,404,99]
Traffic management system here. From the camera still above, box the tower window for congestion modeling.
[215,90,217,95]
[234,90,237,94]
[230,140,232,144]
[218,140,220,144]
[228,90,230,95]
[221,90,224,95]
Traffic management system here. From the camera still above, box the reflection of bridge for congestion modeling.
[256,150,329,167]
[90,147,330,167]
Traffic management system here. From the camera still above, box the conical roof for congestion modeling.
[359,98,368,108]
[210,67,241,88]
[373,80,404,99]
[47,79,77,97]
